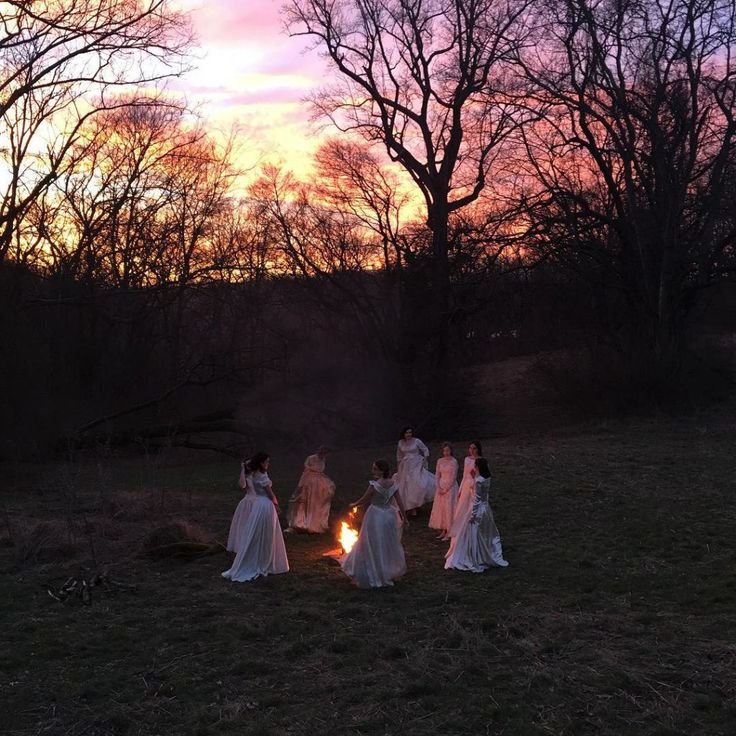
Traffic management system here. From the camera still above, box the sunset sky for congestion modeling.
[175,1,330,177]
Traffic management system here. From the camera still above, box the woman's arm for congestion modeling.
[394,492,408,524]
[350,485,375,508]
[417,439,429,457]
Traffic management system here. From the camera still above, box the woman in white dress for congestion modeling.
[285,446,335,534]
[449,441,483,537]
[445,456,508,572]
[222,452,289,582]
[396,426,435,515]
[226,460,255,552]
[341,460,408,588]
[429,443,459,540]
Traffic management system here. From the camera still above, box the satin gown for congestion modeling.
[449,456,477,537]
[286,454,336,533]
[396,437,435,511]
[340,479,407,588]
[222,471,289,582]
[445,475,508,572]
[429,456,459,531]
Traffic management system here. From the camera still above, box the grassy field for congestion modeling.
[1,406,736,736]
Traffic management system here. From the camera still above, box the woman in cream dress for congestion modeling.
[340,460,408,588]
[445,456,508,572]
[449,441,482,537]
[428,443,459,540]
[286,446,335,534]
[222,452,289,582]
[226,460,255,552]
[396,426,435,515]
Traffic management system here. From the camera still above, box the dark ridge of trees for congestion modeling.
[517,0,736,385]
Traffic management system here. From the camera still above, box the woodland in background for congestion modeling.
[1,0,736,459]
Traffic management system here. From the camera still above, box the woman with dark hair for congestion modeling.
[285,446,335,534]
[445,456,508,572]
[448,441,483,537]
[396,425,435,515]
[340,460,408,588]
[429,442,459,540]
[222,452,289,582]
[226,459,255,552]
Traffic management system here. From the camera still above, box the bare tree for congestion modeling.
[285,0,533,379]
[519,0,736,380]
[0,0,191,261]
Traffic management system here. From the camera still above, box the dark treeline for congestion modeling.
[1,0,736,458]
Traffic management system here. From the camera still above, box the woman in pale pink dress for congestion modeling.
[449,441,483,537]
[226,460,255,552]
[429,442,459,540]
[222,452,289,582]
[340,460,408,588]
[396,425,435,515]
[445,456,508,572]
[285,446,335,534]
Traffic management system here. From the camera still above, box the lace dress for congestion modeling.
[429,456,459,531]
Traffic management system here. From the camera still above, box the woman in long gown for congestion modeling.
[429,443,459,540]
[445,456,508,572]
[222,452,289,582]
[340,460,408,588]
[226,460,255,552]
[285,446,335,534]
[449,441,483,538]
[396,426,435,515]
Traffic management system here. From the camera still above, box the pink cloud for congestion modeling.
[175,0,337,174]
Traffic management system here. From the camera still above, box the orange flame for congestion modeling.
[339,507,359,553]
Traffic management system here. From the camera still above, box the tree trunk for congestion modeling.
[429,200,451,399]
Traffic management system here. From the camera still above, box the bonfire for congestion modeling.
[323,507,359,558]
[338,507,359,553]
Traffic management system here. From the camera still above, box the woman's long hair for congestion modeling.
[475,457,491,477]
[399,425,414,440]
[374,459,391,478]
[248,452,270,472]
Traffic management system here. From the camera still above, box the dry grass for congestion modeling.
[1,407,736,735]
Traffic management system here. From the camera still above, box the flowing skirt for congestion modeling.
[429,481,459,531]
[287,472,335,533]
[222,496,289,582]
[340,505,406,588]
[397,456,435,511]
[445,501,508,572]
[226,495,254,552]
[448,476,475,537]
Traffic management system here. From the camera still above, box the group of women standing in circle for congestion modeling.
[222,427,508,587]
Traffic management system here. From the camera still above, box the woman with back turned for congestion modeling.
[285,446,335,534]
[222,452,289,582]
[340,459,408,588]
